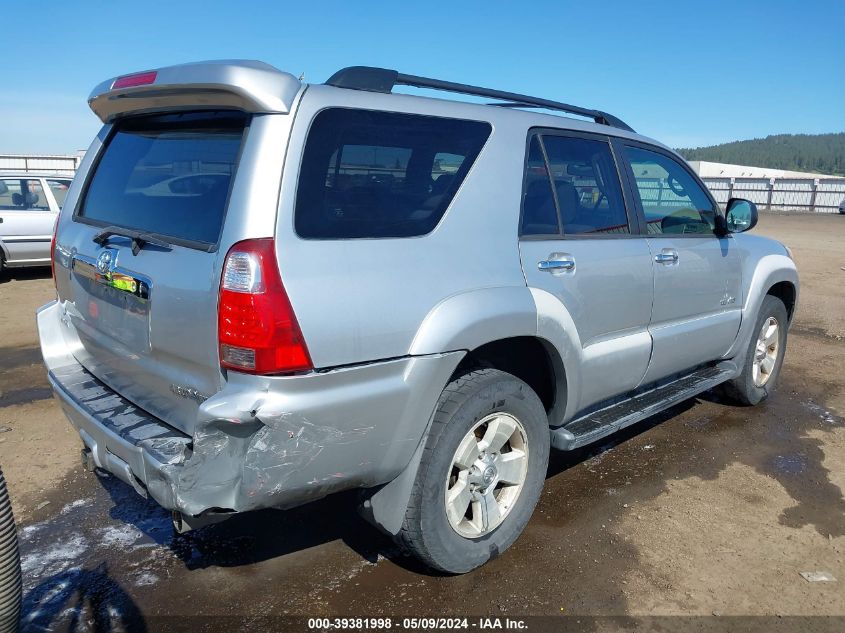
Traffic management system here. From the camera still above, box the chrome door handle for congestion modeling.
[654,250,679,264]
[538,258,575,272]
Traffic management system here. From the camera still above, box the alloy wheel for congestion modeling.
[752,316,780,387]
[444,412,529,538]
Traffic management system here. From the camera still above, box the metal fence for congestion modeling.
[702,177,845,213]
[0,154,80,176]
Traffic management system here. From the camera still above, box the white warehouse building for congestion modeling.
[688,160,836,180]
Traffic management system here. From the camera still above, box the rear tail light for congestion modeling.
[218,239,312,375]
[112,71,157,89]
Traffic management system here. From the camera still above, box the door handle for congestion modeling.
[654,249,679,265]
[538,257,575,273]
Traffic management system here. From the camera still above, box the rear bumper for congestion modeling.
[37,300,462,517]
[48,361,190,509]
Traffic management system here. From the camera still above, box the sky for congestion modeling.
[3,0,843,154]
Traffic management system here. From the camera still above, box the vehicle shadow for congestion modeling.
[22,562,147,633]
[95,470,407,572]
[91,397,701,578]
[0,267,52,284]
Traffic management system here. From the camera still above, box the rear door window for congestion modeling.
[521,137,560,235]
[540,135,629,235]
[295,109,491,239]
[0,179,50,211]
[78,111,247,247]
[46,179,72,208]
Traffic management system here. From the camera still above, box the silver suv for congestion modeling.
[37,60,798,573]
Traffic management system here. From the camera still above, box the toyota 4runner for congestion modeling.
[37,60,798,573]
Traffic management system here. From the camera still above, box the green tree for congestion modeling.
[677,133,845,177]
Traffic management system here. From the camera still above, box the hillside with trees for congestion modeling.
[677,133,845,176]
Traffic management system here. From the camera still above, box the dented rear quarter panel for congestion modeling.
[186,353,463,514]
[40,297,464,516]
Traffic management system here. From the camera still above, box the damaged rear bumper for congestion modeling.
[37,300,462,519]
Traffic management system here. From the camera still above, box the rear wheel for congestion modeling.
[722,295,788,405]
[398,369,549,573]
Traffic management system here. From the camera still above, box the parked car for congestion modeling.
[839,199,844,214]
[37,61,799,573]
[0,173,72,270]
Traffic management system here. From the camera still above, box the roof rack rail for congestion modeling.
[325,66,634,133]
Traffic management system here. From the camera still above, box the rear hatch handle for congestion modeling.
[92,226,173,256]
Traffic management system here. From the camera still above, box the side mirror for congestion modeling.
[725,198,758,233]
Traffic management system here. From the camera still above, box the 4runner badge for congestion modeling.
[169,383,210,404]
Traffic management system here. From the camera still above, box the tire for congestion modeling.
[721,295,789,406]
[0,467,21,631]
[398,368,550,574]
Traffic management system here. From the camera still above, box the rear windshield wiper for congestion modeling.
[92,226,173,256]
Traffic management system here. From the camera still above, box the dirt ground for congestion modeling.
[0,213,843,629]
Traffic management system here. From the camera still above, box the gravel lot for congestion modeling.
[0,213,843,629]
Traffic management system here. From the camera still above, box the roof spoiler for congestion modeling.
[88,60,302,123]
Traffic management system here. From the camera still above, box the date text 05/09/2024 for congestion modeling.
[307,617,528,630]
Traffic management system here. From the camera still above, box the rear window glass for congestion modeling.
[295,108,491,239]
[78,111,247,246]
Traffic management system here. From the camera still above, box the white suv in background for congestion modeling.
[0,173,72,270]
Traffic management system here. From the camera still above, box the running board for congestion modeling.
[550,363,737,451]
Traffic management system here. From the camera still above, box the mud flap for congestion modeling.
[358,418,430,536]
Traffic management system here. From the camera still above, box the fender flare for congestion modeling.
[529,287,582,423]
[724,253,799,366]
[365,286,537,535]
[363,286,582,534]
[408,286,538,356]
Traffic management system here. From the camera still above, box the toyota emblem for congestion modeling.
[96,250,113,274]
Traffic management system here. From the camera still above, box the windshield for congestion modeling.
[78,111,247,247]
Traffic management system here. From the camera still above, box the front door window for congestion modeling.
[624,147,716,235]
